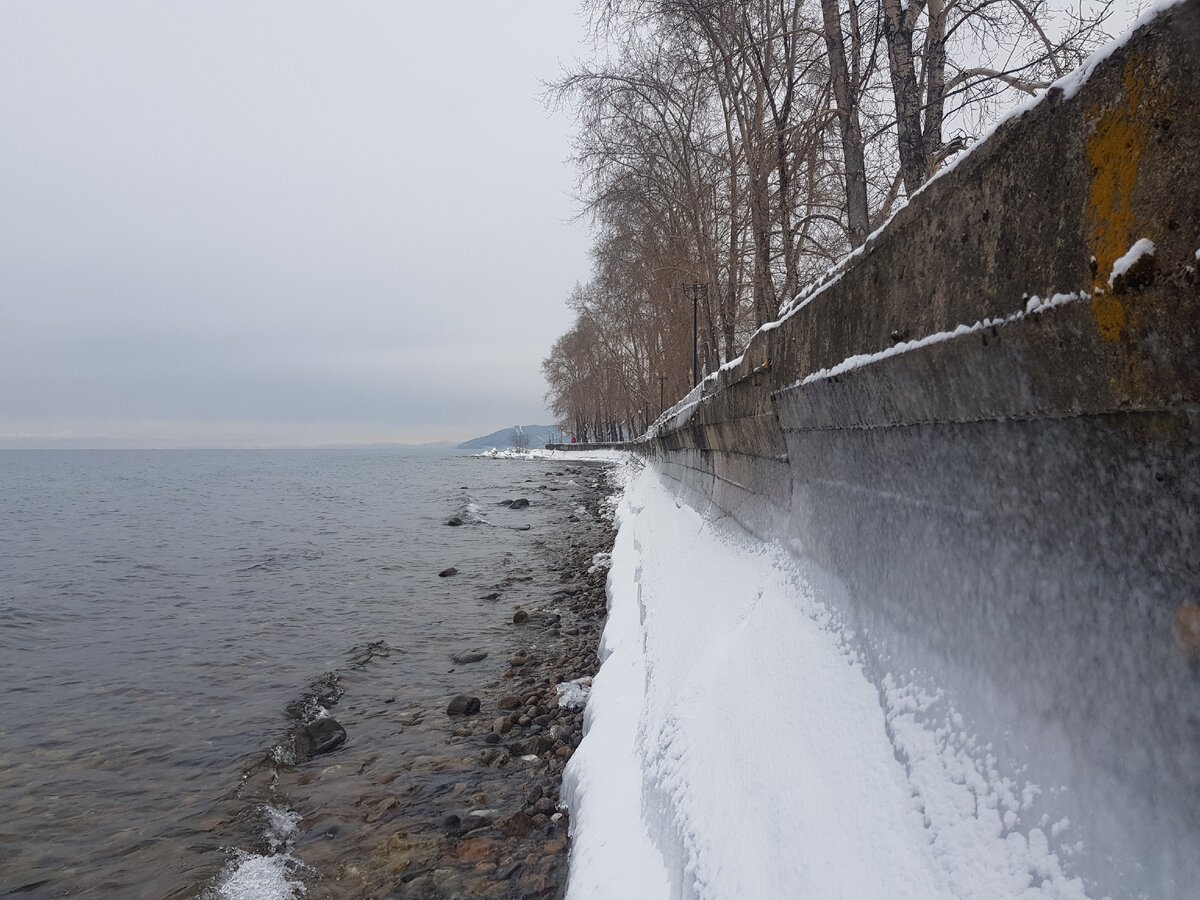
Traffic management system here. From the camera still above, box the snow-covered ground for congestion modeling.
[474,447,630,464]
[563,460,1090,900]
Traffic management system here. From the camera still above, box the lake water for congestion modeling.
[0,449,601,898]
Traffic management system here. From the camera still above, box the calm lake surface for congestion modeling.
[0,449,597,898]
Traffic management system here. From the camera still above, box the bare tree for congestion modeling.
[821,0,873,245]
[542,0,1117,435]
[882,0,1116,192]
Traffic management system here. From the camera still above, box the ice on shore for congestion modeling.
[556,677,592,710]
[476,447,629,463]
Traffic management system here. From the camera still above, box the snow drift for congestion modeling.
[564,463,1093,899]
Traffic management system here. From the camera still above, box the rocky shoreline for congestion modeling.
[297,459,621,900]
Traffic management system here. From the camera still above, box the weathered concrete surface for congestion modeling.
[643,4,1200,897]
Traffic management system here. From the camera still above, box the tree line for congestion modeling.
[541,0,1115,441]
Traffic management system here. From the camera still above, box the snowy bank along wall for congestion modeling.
[640,2,1199,896]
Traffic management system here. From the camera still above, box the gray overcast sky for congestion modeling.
[0,1,592,447]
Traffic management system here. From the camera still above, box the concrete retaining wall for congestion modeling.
[642,4,1200,897]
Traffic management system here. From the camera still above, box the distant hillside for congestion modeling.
[457,424,557,450]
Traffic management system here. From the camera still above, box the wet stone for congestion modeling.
[265,463,618,900]
[486,751,510,768]
[497,861,522,880]
[447,696,481,716]
[456,836,495,863]
[302,716,347,756]
[503,810,535,837]
[460,814,491,833]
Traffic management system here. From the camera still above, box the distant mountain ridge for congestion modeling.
[456,424,557,450]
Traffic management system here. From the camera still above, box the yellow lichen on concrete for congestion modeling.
[1090,293,1128,341]
[1177,606,1200,661]
[1085,51,1158,341]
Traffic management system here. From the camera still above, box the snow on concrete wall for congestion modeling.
[639,2,1200,897]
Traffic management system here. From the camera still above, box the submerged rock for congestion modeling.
[304,717,347,756]
[439,567,458,578]
[503,811,534,838]
[446,516,464,527]
[450,650,488,665]
[447,695,481,716]
[460,814,491,833]
[508,498,530,509]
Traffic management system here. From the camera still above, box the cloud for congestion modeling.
[0,1,590,446]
